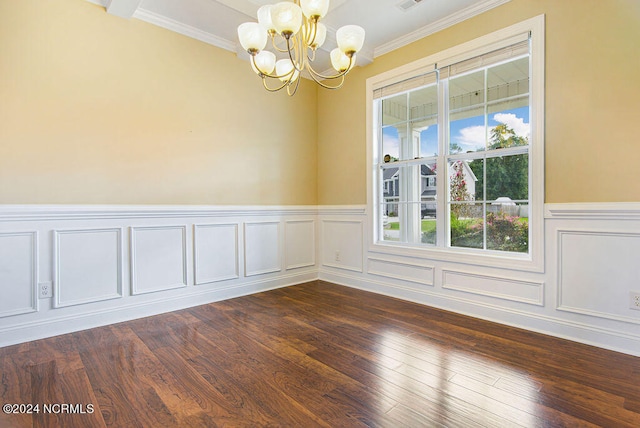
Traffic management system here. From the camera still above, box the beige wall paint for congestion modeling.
[317,0,640,204]
[0,0,318,205]
[3,1,639,206]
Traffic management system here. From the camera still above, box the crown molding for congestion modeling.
[374,0,512,58]
[133,8,237,52]
[85,0,512,64]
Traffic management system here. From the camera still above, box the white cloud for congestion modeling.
[493,113,530,138]
[455,125,486,151]
[453,113,530,151]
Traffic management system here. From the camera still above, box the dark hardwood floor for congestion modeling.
[1,280,639,427]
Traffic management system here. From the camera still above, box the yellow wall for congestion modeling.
[0,0,318,205]
[317,0,640,204]
[2,0,639,206]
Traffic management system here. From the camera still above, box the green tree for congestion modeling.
[470,123,528,201]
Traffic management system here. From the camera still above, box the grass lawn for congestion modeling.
[387,219,436,232]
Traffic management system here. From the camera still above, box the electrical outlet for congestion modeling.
[39,282,52,299]
[334,250,340,262]
[630,292,640,311]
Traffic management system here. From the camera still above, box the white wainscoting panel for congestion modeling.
[322,220,363,272]
[442,269,544,306]
[0,205,318,348]
[194,223,239,284]
[285,220,315,270]
[244,222,281,277]
[54,228,123,308]
[131,226,187,295]
[557,230,640,324]
[0,232,37,317]
[367,256,434,287]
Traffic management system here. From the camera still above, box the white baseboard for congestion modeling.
[0,270,316,348]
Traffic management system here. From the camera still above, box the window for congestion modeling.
[368,16,544,270]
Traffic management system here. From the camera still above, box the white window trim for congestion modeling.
[366,15,545,273]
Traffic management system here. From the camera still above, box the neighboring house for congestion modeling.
[383,164,437,217]
[383,162,477,217]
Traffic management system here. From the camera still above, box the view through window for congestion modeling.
[375,35,533,255]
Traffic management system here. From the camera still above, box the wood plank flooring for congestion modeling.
[1,280,639,427]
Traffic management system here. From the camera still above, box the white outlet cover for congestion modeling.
[39,281,52,298]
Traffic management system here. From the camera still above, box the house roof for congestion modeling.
[383,165,435,180]
[383,167,399,180]
[421,165,436,176]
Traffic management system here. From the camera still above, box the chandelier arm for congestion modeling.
[306,55,354,80]
[306,69,347,90]
[307,48,317,62]
[285,35,305,74]
[305,19,318,47]
[271,33,295,54]
[286,74,302,96]
[297,31,307,71]
[261,76,292,92]
[307,66,349,81]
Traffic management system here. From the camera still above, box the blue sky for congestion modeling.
[382,106,530,159]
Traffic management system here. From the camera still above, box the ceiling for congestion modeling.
[87,0,510,72]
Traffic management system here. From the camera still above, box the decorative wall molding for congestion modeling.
[0,205,319,222]
[244,221,282,277]
[442,269,544,306]
[316,205,367,216]
[319,202,640,356]
[556,229,640,325]
[130,225,188,295]
[0,231,38,318]
[546,202,640,219]
[367,256,434,287]
[0,205,315,347]
[54,228,123,308]
[3,203,640,357]
[194,223,239,285]
[285,220,316,270]
[321,220,364,273]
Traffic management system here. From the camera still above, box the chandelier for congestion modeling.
[237,0,365,95]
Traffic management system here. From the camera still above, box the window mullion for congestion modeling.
[437,73,448,248]
[483,68,489,250]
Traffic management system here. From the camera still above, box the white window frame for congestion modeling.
[366,15,545,272]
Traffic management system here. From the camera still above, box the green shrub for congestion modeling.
[450,212,528,253]
[486,212,528,253]
[450,214,483,249]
